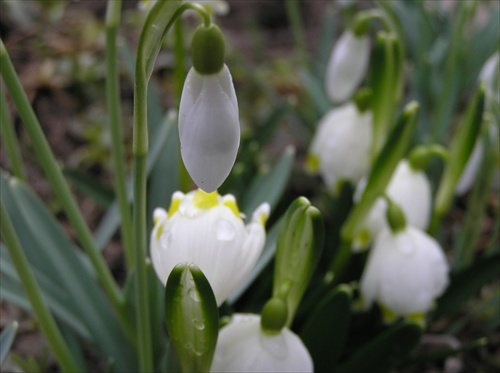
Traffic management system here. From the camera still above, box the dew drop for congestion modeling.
[184,342,193,351]
[188,287,200,302]
[192,319,205,330]
[216,219,236,241]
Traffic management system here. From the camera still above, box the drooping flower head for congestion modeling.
[210,314,313,372]
[359,226,449,321]
[325,29,371,103]
[179,22,240,192]
[307,102,373,194]
[150,189,269,306]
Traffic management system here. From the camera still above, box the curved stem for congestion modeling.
[132,2,212,370]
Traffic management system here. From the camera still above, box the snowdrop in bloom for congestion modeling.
[354,160,432,249]
[211,314,313,372]
[150,189,269,306]
[179,64,239,192]
[307,102,373,194]
[360,226,449,319]
[325,30,370,103]
[139,0,229,16]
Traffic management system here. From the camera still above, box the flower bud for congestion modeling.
[179,64,240,192]
[325,29,370,103]
[306,103,373,194]
[211,314,313,372]
[150,189,269,306]
[359,226,449,320]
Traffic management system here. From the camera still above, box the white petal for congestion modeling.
[325,30,370,103]
[309,103,373,191]
[354,160,432,248]
[360,227,449,316]
[149,190,267,306]
[179,65,240,192]
[211,314,313,373]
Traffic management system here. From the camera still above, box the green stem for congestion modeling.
[132,3,212,369]
[285,0,309,68]
[105,0,134,269]
[0,83,27,181]
[0,198,79,373]
[0,38,132,340]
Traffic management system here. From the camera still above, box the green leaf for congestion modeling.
[0,173,136,371]
[341,101,419,243]
[273,197,324,326]
[337,321,422,373]
[432,85,485,228]
[433,251,500,318]
[0,321,18,366]
[300,285,353,371]
[63,168,115,208]
[165,263,219,372]
[241,145,295,219]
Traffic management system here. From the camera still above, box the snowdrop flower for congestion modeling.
[211,314,313,372]
[150,189,269,306]
[307,102,373,194]
[360,226,449,320]
[325,29,370,103]
[353,160,432,249]
[179,24,239,192]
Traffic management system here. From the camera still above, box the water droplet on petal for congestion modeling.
[188,287,200,302]
[216,219,236,241]
[193,319,205,330]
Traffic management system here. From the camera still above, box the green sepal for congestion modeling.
[300,285,353,371]
[273,197,325,327]
[336,321,422,373]
[260,297,288,335]
[341,101,419,243]
[164,263,219,373]
[432,84,486,230]
[384,196,406,233]
[192,24,225,75]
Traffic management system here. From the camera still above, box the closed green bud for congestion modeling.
[273,197,324,327]
[261,298,288,335]
[191,23,225,75]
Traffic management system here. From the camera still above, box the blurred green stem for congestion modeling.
[105,0,134,269]
[0,84,26,181]
[0,39,134,340]
[285,0,309,68]
[0,198,79,373]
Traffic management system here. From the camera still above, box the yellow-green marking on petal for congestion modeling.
[193,189,219,210]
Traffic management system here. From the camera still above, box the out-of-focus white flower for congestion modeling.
[150,190,269,306]
[211,314,313,372]
[480,51,499,100]
[325,30,370,103]
[354,160,432,249]
[455,138,484,196]
[179,65,240,192]
[360,226,449,319]
[307,103,373,193]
